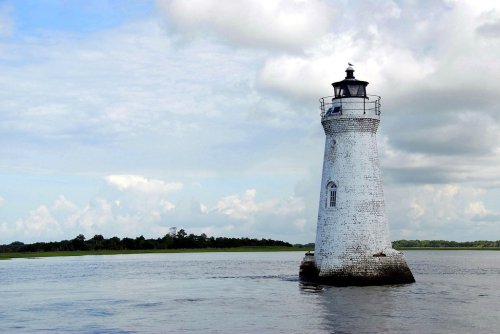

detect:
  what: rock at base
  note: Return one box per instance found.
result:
[299,252,415,286]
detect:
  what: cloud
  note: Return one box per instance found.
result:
[465,201,500,222]
[476,10,500,38]
[216,189,259,221]
[249,0,500,195]
[385,165,462,185]
[157,0,334,51]
[0,17,287,179]
[184,188,314,242]
[465,201,488,217]
[14,205,64,241]
[379,131,500,187]
[160,199,176,212]
[387,184,500,240]
[256,34,435,101]
[0,184,313,243]
[2,1,500,245]
[387,112,500,156]
[105,175,183,194]
[52,195,78,212]
[215,188,305,221]
[0,174,184,243]
[1,192,180,243]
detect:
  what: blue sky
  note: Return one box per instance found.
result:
[1,0,500,244]
[9,0,153,34]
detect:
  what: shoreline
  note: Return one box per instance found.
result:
[396,247,500,251]
[0,246,313,260]
[2,246,500,260]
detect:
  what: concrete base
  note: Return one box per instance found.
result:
[299,252,415,286]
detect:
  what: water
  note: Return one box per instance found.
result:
[1,251,499,333]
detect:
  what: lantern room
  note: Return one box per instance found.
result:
[331,65,368,99]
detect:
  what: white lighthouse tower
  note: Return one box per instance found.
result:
[300,65,414,285]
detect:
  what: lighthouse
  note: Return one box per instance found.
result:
[300,65,415,285]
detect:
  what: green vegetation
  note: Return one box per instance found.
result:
[394,247,500,251]
[0,246,311,260]
[3,234,499,260]
[294,242,315,249]
[0,229,313,260]
[392,239,500,249]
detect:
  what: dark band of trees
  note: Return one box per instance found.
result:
[3,235,499,254]
[0,229,293,253]
[392,240,500,248]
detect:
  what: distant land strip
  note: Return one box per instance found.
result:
[392,239,500,249]
[0,247,311,260]
[1,232,499,260]
[0,229,312,260]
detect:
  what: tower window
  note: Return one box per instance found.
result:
[329,190,336,207]
[327,182,337,208]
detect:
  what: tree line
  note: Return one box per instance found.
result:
[3,235,499,253]
[0,229,293,253]
[392,240,500,248]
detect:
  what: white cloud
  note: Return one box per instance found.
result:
[409,201,425,219]
[76,198,114,234]
[0,184,183,242]
[387,184,500,240]
[0,185,312,243]
[1,1,500,245]
[14,205,64,240]
[215,188,304,221]
[465,201,488,217]
[52,195,78,213]
[199,203,209,214]
[216,189,259,220]
[160,200,176,212]
[105,175,183,194]
[465,200,500,222]
[157,0,334,51]
[256,33,436,101]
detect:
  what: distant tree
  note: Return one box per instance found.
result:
[161,233,174,249]
[1,229,295,253]
[88,234,105,250]
[198,233,208,248]
[104,237,121,250]
[176,229,187,239]
[71,234,87,250]
[121,237,136,250]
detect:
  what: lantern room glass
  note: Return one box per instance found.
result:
[334,85,366,98]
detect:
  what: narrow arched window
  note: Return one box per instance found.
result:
[327,182,337,208]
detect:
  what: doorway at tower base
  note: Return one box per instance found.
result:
[299,251,415,286]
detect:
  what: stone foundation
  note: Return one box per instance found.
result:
[300,251,415,286]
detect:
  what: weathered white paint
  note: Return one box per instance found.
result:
[314,95,413,281]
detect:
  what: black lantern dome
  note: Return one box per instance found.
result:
[331,65,368,99]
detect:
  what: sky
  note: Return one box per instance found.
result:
[0,0,499,244]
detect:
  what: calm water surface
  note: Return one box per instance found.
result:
[1,251,499,333]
